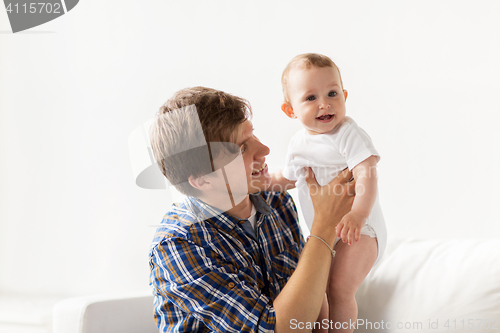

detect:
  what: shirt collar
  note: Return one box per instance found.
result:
[185,193,272,231]
[249,193,273,216]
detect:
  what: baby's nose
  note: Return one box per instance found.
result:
[319,99,331,108]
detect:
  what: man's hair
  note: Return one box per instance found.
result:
[281,53,344,103]
[149,86,252,197]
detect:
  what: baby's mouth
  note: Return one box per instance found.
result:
[316,114,334,122]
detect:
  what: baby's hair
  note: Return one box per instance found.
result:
[281,53,344,103]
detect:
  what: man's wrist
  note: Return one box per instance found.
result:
[309,222,337,246]
[307,235,336,258]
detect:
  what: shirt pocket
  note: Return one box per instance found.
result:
[271,241,300,291]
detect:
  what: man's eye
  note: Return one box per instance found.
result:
[328,91,337,97]
[306,95,316,101]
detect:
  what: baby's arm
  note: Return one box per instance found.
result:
[336,155,379,245]
[267,169,296,192]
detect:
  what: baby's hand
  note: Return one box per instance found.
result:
[335,211,367,245]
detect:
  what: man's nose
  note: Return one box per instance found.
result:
[256,140,270,158]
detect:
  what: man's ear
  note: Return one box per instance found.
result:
[343,90,348,101]
[188,175,212,191]
[281,102,296,119]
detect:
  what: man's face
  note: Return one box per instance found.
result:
[192,120,271,211]
[233,120,271,194]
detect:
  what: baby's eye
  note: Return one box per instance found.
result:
[328,91,337,97]
[306,95,316,101]
[240,144,247,154]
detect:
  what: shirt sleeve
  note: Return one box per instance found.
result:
[150,236,276,333]
[337,121,380,170]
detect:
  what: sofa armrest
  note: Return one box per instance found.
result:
[53,292,157,333]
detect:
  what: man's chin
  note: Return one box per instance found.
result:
[249,176,272,193]
[248,184,271,194]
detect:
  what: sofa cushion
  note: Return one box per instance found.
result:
[356,238,500,333]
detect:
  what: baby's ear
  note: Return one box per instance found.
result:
[281,102,296,119]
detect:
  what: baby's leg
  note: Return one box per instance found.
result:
[327,235,377,333]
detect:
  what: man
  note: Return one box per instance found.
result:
[149,86,355,332]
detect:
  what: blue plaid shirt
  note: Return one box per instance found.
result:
[149,191,305,332]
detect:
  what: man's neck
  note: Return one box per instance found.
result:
[226,195,253,220]
[197,192,254,220]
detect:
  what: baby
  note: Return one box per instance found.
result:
[270,53,387,332]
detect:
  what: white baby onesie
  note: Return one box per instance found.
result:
[282,117,387,263]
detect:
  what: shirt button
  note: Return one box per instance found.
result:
[228,282,235,289]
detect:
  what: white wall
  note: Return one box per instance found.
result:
[1,0,499,297]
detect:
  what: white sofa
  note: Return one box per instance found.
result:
[52,293,157,333]
[53,238,500,332]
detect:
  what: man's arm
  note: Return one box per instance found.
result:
[273,167,355,333]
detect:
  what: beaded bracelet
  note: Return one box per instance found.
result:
[307,235,336,258]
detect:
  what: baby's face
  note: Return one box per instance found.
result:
[286,66,347,135]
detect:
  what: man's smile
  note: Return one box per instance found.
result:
[252,163,268,176]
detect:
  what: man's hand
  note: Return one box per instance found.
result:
[336,211,367,245]
[305,167,356,240]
